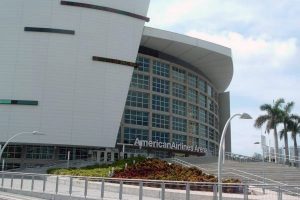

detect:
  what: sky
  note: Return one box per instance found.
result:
[146,0,300,156]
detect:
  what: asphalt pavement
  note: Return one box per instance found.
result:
[0,191,45,200]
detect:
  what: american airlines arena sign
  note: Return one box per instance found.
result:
[134,138,207,153]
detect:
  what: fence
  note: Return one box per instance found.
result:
[0,171,299,200]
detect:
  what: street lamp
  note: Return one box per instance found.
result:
[218,113,252,200]
[0,131,44,165]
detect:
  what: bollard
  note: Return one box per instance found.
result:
[213,184,217,200]
[55,176,59,194]
[1,173,3,187]
[186,183,190,200]
[20,175,23,190]
[139,181,143,200]
[101,179,105,199]
[69,177,73,196]
[10,174,13,189]
[244,185,248,200]
[277,186,282,200]
[119,181,123,200]
[84,177,88,198]
[31,176,34,191]
[161,182,165,200]
[43,175,46,192]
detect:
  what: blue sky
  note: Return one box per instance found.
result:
[146,0,300,156]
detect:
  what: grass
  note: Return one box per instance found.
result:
[47,156,146,177]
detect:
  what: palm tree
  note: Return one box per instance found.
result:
[254,98,284,163]
[279,101,295,165]
[286,115,300,167]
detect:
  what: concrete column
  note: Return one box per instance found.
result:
[218,92,231,153]
[104,151,108,163]
[111,149,115,162]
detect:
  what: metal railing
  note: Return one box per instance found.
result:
[225,152,300,166]
[171,157,300,197]
[0,171,300,200]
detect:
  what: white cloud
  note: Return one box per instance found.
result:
[148,0,300,156]
[186,31,300,155]
[186,30,298,69]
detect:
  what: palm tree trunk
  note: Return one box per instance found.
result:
[294,135,299,167]
[284,131,290,165]
[283,123,290,165]
[274,126,279,163]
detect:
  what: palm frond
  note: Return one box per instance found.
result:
[254,115,269,128]
[284,101,294,114]
[274,98,285,108]
[279,129,285,140]
[260,104,272,112]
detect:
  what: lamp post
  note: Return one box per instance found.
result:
[0,131,44,168]
[218,113,252,200]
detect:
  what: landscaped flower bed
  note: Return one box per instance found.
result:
[113,158,242,193]
[48,157,242,193]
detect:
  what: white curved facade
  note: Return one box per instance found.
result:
[0,0,233,167]
[0,0,150,147]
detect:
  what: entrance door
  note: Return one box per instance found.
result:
[100,151,105,162]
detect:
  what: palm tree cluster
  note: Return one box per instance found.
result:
[254,98,300,166]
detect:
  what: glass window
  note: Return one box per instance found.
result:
[172,99,186,116]
[199,94,207,108]
[199,79,206,93]
[208,99,214,112]
[209,128,215,140]
[188,73,197,88]
[188,121,199,135]
[172,117,187,132]
[188,88,197,104]
[172,133,187,145]
[209,142,216,155]
[188,104,198,120]
[214,103,218,115]
[136,56,150,72]
[153,60,170,77]
[172,66,186,83]
[152,94,169,112]
[199,108,207,123]
[191,137,199,146]
[26,146,54,159]
[152,131,170,143]
[75,148,88,160]
[172,82,186,99]
[152,113,170,129]
[200,124,208,138]
[208,113,214,127]
[126,91,149,108]
[58,147,73,160]
[124,109,149,126]
[215,117,219,129]
[130,73,149,90]
[2,145,22,159]
[124,127,148,144]
[152,77,169,94]
[200,139,208,148]
[207,85,213,97]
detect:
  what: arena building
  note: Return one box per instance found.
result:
[0,0,233,169]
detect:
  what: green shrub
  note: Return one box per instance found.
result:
[47,156,146,177]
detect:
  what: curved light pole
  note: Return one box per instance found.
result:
[218,113,252,200]
[0,131,44,162]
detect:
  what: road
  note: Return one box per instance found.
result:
[0,191,45,200]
